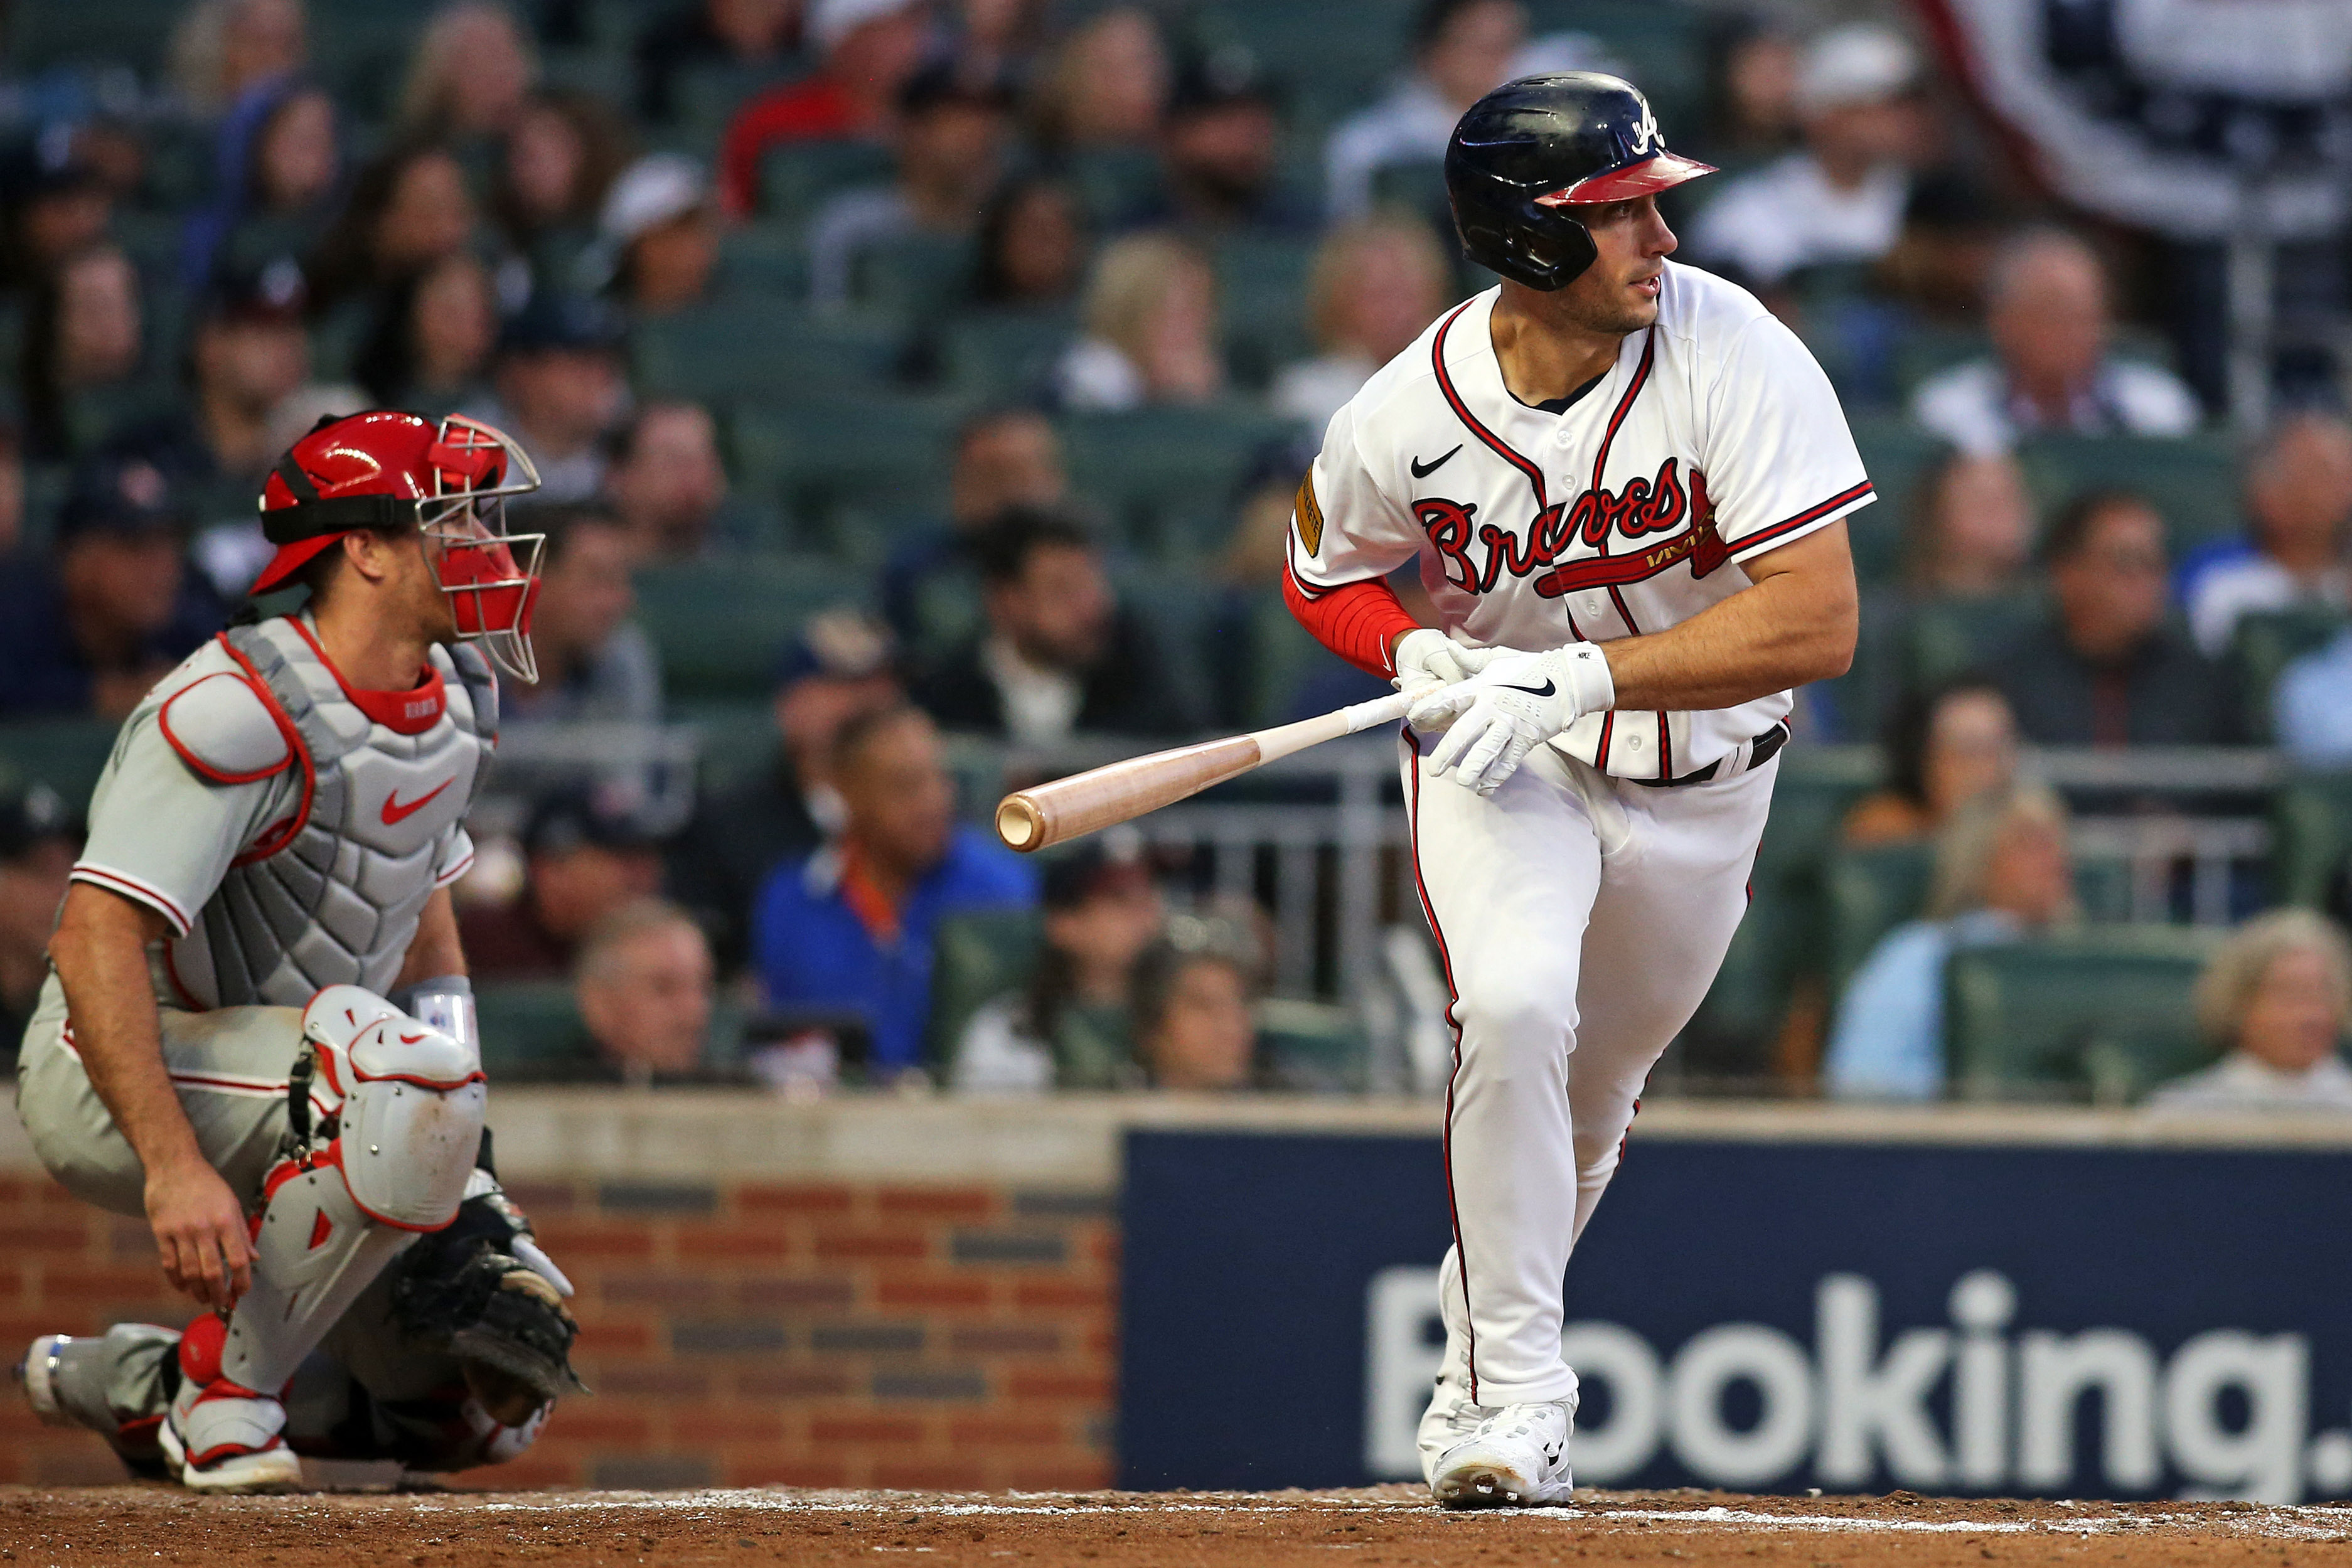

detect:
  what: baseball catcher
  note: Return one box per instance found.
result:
[12,411,584,1491]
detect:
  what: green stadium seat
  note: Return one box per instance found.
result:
[852,237,976,318]
[729,397,960,562]
[714,222,811,300]
[1059,405,1302,558]
[1522,0,1707,131]
[940,309,1074,399]
[2227,606,2348,744]
[0,719,119,809]
[671,58,804,138]
[634,307,905,404]
[1942,927,2219,1103]
[1244,586,1343,728]
[1258,997,1371,1092]
[8,0,186,74]
[1064,146,1164,227]
[476,982,592,1077]
[2016,433,2242,557]
[1900,590,2047,691]
[1825,841,1935,996]
[633,557,864,702]
[2272,772,2352,909]
[1891,326,1989,400]
[1213,233,1318,390]
[926,909,1044,1071]
[757,141,897,227]
[1845,416,1943,585]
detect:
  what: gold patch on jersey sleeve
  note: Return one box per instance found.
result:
[1294,467,1323,556]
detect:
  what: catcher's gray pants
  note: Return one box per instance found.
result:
[14,974,474,1464]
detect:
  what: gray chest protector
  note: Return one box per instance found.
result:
[166,619,498,1010]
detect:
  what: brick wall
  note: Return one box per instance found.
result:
[0,1173,1118,1491]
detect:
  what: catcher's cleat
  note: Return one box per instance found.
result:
[161,1315,302,1495]
[1430,1400,1576,1508]
[16,1333,71,1426]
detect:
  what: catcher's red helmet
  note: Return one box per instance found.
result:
[254,410,546,682]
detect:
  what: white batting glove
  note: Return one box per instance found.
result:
[1406,643,1616,796]
[1391,629,1477,707]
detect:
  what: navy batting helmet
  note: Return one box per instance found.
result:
[1444,73,1716,291]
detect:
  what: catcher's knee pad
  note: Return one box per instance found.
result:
[301,984,487,1230]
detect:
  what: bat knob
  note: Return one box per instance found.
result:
[995,795,1045,852]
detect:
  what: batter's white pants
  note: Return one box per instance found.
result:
[1403,728,1776,1407]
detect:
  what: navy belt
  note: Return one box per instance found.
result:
[1630,723,1788,788]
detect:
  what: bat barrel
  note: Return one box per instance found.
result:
[993,735,1263,853]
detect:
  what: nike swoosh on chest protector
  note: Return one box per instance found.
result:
[380,778,455,825]
[1411,444,1463,479]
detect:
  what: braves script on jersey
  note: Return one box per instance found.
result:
[1288,259,1873,779]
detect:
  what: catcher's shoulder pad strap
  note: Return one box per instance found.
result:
[158,669,294,785]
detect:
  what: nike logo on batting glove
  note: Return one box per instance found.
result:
[1408,644,1615,796]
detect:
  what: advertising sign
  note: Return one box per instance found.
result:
[1118,1130,2352,1502]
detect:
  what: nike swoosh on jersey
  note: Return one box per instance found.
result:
[1497,679,1556,697]
[1410,444,1463,479]
[380,778,455,825]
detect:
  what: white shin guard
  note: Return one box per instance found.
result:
[221,986,486,1396]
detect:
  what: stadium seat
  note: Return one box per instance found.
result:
[1522,0,1707,132]
[714,222,811,300]
[633,557,867,702]
[2226,605,2348,743]
[634,308,906,404]
[475,982,592,1077]
[1825,841,1935,995]
[729,397,959,560]
[757,141,897,228]
[1900,590,2047,691]
[1942,927,2219,1102]
[1064,146,1165,227]
[939,309,1075,400]
[1059,405,1303,558]
[1213,233,1318,391]
[852,236,976,318]
[2271,772,2352,910]
[1258,997,1371,1091]
[2016,432,2242,557]
[671,58,805,139]
[8,0,188,75]
[926,909,1044,1070]
[0,718,119,808]
[1844,416,1944,585]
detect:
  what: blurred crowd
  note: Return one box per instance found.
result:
[0,0,2348,1098]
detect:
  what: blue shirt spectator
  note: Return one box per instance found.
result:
[1823,786,2076,1099]
[749,707,1037,1072]
[2274,629,2352,767]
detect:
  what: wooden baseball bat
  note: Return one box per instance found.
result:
[994,691,1412,853]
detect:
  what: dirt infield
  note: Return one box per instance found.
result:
[14,1485,2352,1567]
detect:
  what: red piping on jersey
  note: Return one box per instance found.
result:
[158,674,292,785]
[212,633,316,867]
[1431,301,1548,511]
[1404,728,1479,1404]
[1587,330,1655,493]
[1596,710,1616,772]
[1731,479,1876,559]
[68,864,193,936]
[287,617,447,736]
[1655,713,1672,782]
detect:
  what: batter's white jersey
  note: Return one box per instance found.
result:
[1289,260,1873,781]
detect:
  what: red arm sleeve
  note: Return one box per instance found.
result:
[1283,558,1421,680]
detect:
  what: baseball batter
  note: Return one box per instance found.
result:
[1284,75,1870,1505]
[11,412,583,1491]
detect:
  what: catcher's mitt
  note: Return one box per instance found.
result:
[391,1192,587,1415]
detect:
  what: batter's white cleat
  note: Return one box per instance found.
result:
[1429,1400,1575,1508]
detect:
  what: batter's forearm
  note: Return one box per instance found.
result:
[1595,525,1858,712]
[48,886,208,1179]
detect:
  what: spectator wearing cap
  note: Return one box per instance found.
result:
[105,259,311,502]
[1910,229,2201,455]
[501,505,663,727]
[603,400,740,560]
[2180,412,2352,659]
[636,0,803,125]
[1123,48,1313,238]
[1990,491,2237,749]
[913,504,1200,744]
[21,242,147,461]
[0,142,113,295]
[668,607,904,970]
[717,0,932,218]
[807,62,1013,311]
[751,705,1037,1076]
[880,407,1070,663]
[0,782,80,1061]
[355,252,500,415]
[181,79,342,292]
[596,155,720,318]
[1271,214,1454,429]
[1323,0,1527,221]
[555,897,730,1086]
[461,787,666,979]
[0,457,223,720]
[951,838,1167,1093]
[466,293,629,504]
[1687,23,1928,291]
